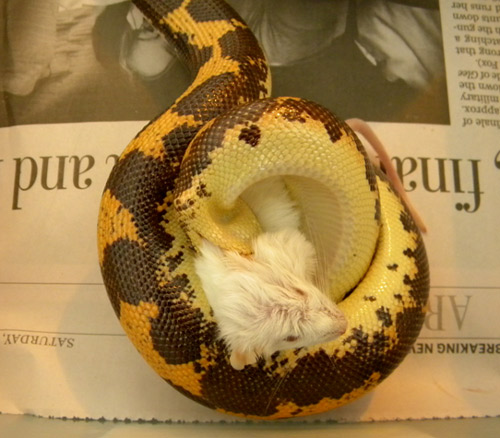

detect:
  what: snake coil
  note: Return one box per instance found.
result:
[97,0,429,419]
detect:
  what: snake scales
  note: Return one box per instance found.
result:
[97,0,429,419]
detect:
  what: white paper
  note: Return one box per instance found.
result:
[1,0,499,422]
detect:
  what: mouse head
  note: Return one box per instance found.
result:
[223,263,347,369]
[213,229,348,369]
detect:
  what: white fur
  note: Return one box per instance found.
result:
[241,177,301,232]
[195,227,347,370]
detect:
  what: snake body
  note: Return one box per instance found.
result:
[97,0,429,419]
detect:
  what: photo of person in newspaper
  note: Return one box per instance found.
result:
[0,0,448,127]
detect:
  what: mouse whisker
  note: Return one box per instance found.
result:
[265,363,290,414]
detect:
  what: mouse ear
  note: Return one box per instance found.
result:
[230,349,257,370]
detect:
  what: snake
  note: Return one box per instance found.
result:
[97,0,429,419]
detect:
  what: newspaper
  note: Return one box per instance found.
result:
[0,0,499,422]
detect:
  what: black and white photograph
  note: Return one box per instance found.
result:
[1,0,448,127]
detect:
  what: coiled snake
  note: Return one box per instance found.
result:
[97,0,429,419]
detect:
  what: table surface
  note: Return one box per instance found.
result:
[0,414,499,438]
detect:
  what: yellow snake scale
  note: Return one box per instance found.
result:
[97,0,429,419]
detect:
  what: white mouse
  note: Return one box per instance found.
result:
[194,177,347,370]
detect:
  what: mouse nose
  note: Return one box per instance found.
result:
[328,316,348,340]
[337,320,348,336]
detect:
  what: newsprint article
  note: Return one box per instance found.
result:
[0,0,499,422]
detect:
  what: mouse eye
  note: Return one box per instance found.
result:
[285,335,299,342]
[293,288,306,297]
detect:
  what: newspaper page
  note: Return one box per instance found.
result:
[0,0,499,422]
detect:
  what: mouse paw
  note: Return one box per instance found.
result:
[229,349,258,370]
